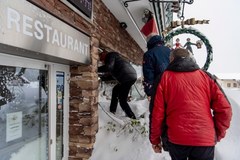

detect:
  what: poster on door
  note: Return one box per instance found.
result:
[6,111,22,142]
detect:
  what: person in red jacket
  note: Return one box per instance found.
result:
[149,48,232,160]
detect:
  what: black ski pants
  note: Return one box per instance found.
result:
[168,141,215,160]
[110,80,136,119]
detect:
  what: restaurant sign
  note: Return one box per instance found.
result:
[0,0,90,64]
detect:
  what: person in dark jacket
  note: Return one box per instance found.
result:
[142,35,171,100]
[149,48,232,160]
[98,51,137,119]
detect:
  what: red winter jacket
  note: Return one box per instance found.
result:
[149,57,232,146]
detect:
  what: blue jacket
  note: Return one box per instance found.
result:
[142,35,171,96]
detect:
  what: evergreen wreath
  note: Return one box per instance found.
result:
[164,27,213,71]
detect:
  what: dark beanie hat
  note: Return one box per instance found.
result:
[147,35,164,49]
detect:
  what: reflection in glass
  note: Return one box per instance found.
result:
[56,72,64,160]
[0,65,48,160]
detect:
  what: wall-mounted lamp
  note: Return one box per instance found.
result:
[120,22,128,29]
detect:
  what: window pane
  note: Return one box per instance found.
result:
[56,72,64,160]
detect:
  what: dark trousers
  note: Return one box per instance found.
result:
[168,142,215,160]
[110,80,136,119]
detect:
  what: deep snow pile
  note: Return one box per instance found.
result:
[90,82,171,160]
[91,99,171,160]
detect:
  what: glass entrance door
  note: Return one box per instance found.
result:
[0,53,69,160]
[0,55,49,160]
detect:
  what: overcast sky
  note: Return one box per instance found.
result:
[173,0,240,74]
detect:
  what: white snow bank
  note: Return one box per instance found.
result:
[214,89,240,160]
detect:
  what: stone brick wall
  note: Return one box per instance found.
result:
[27,0,144,159]
[68,37,99,160]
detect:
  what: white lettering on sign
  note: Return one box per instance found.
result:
[6,7,89,56]
[34,20,44,40]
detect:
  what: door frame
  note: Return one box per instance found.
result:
[49,63,70,160]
